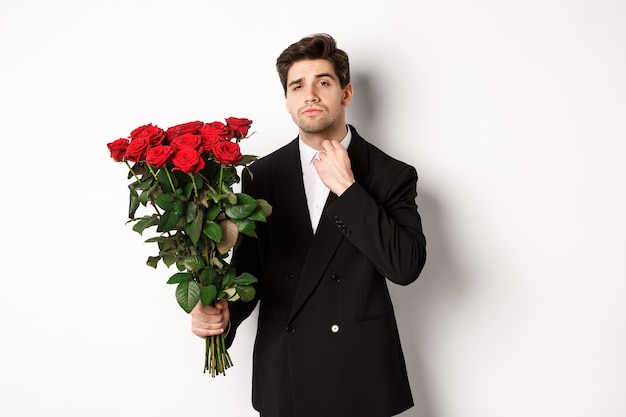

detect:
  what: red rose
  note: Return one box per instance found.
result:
[200,121,232,140]
[130,123,165,146]
[166,121,204,138]
[125,136,150,162]
[213,141,243,165]
[199,135,221,154]
[170,133,202,151]
[225,117,253,138]
[107,138,130,162]
[146,145,174,169]
[172,146,205,173]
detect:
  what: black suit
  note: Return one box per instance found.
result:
[227,125,426,417]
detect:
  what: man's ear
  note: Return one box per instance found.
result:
[342,83,354,106]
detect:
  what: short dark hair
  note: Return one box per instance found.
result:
[276,33,351,94]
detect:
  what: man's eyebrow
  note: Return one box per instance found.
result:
[287,77,303,88]
[315,72,333,79]
[287,73,335,88]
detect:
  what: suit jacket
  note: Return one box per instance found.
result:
[227,125,426,417]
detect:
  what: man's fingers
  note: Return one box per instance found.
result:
[190,299,230,338]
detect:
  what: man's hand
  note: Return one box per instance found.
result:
[312,140,355,196]
[191,299,230,338]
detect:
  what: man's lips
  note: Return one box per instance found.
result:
[301,107,323,115]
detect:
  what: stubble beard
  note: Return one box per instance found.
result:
[294,109,340,135]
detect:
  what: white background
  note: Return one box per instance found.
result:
[1,1,625,416]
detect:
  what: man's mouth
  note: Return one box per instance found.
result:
[301,107,323,115]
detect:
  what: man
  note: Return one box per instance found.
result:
[191,33,427,417]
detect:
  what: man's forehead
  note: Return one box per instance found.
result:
[287,59,337,81]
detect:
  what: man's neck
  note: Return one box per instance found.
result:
[299,124,349,151]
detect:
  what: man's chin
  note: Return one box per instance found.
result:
[297,119,332,134]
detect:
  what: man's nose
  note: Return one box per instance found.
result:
[304,86,319,102]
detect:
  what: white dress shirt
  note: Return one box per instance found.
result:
[298,128,352,233]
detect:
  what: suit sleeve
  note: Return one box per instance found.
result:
[224,169,262,347]
[324,164,426,285]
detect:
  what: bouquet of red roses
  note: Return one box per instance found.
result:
[107,118,271,377]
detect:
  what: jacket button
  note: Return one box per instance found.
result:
[286,326,295,334]
[331,274,341,283]
[331,324,340,333]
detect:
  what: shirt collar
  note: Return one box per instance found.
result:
[299,126,352,168]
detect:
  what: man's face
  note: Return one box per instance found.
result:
[285,59,352,135]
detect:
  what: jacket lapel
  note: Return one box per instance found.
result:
[272,139,314,271]
[287,127,371,323]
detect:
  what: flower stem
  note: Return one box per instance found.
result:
[203,333,231,377]
[163,168,176,193]
[218,165,224,192]
[124,161,140,182]
[204,337,209,373]
[190,173,198,197]
[146,163,159,180]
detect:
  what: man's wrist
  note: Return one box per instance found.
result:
[336,180,356,197]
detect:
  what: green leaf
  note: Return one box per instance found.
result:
[235,272,258,286]
[238,154,257,166]
[162,254,177,268]
[147,256,160,268]
[137,177,154,191]
[225,193,258,220]
[157,200,184,232]
[205,204,221,221]
[156,237,177,254]
[222,269,235,288]
[203,221,222,242]
[167,272,193,284]
[157,209,179,232]
[176,281,200,313]
[131,215,159,235]
[233,218,255,233]
[180,255,205,272]
[199,266,217,286]
[236,286,256,302]
[247,205,267,222]
[226,267,237,279]
[173,199,185,215]
[205,187,221,203]
[145,236,167,243]
[242,229,258,238]
[199,284,217,306]
[185,207,203,245]
[227,192,237,205]
[194,175,204,190]
[184,181,195,200]
[128,186,140,218]
[185,201,198,223]
[138,180,159,205]
[155,194,175,211]
[258,199,273,217]
[221,287,237,299]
